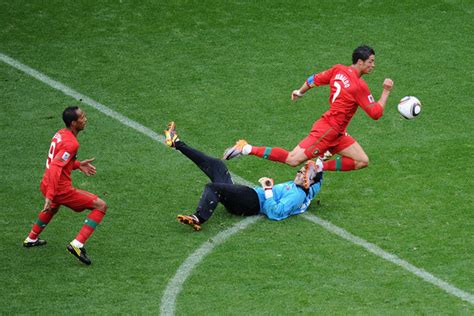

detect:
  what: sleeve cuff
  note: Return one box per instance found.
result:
[264,189,273,199]
[73,160,81,170]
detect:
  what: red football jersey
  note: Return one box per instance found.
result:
[307,64,383,134]
[40,128,80,199]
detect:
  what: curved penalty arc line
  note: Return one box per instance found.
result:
[160,215,262,316]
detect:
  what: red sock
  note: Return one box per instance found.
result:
[75,209,105,244]
[28,211,55,239]
[323,156,356,171]
[250,146,289,163]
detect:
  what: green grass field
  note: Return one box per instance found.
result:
[1,0,473,314]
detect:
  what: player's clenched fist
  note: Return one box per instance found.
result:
[291,90,304,101]
[383,78,394,91]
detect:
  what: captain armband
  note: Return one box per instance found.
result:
[306,74,317,88]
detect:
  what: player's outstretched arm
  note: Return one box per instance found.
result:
[78,158,97,176]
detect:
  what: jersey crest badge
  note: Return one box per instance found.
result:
[61,152,71,161]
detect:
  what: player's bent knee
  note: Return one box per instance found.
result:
[204,183,217,192]
[285,149,308,167]
[94,198,107,213]
[49,207,60,215]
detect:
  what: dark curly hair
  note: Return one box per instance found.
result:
[352,45,375,64]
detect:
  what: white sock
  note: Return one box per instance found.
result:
[242,144,252,155]
[71,239,84,248]
[25,237,37,242]
[315,158,324,172]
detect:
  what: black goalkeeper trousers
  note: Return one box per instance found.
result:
[175,141,260,223]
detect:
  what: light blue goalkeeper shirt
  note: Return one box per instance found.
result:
[253,178,322,221]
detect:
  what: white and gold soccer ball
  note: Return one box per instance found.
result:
[397,96,422,119]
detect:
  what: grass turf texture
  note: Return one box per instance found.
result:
[1,0,473,314]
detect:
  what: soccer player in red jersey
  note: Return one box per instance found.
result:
[223,45,394,172]
[23,106,107,265]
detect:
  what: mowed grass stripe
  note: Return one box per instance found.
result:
[1,52,472,310]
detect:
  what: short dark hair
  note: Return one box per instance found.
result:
[62,106,80,127]
[352,45,375,64]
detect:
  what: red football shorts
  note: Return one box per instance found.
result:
[41,185,98,212]
[298,119,355,159]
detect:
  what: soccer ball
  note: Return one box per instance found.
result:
[397,96,422,119]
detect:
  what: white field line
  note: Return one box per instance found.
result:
[0,53,162,143]
[160,216,261,315]
[303,214,474,305]
[1,52,473,314]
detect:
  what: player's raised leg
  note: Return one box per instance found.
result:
[223,140,294,165]
[165,122,233,184]
[223,120,334,167]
